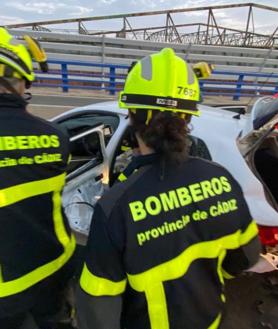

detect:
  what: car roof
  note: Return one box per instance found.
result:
[52,100,241,122]
[86,101,239,118]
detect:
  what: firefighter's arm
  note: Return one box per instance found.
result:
[76,203,126,329]
[221,173,262,279]
[222,234,262,279]
[76,286,122,329]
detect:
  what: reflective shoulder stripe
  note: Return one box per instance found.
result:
[0,173,66,207]
[0,234,75,297]
[118,172,127,182]
[80,263,127,296]
[128,221,257,290]
[127,221,258,329]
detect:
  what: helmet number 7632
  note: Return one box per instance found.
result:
[177,86,197,97]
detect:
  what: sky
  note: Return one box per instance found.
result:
[1,0,277,35]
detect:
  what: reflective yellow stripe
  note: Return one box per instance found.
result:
[121,145,131,152]
[0,234,75,297]
[80,263,127,296]
[128,221,258,329]
[0,64,5,76]
[208,314,222,329]
[0,172,76,297]
[145,282,169,329]
[221,221,258,280]
[0,173,66,207]
[240,221,258,245]
[217,251,227,301]
[222,269,235,280]
[52,190,70,247]
[0,265,3,282]
[217,250,226,285]
[118,173,127,182]
[146,110,153,125]
[128,221,257,288]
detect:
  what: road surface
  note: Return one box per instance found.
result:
[28,93,112,119]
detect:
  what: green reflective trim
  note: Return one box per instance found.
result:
[239,221,258,245]
[0,172,76,297]
[127,221,258,329]
[80,263,127,296]
[0,173,66,207]
[222,269,235,280]
[217,250,226,285]
[52,190,70,248]
[121,145,131,152]
[0,265,3,283]
[145,282,169,329]
[129,221,258,288]
[118,172,127,182]
[0,234,75,297]
[208,314,222,329]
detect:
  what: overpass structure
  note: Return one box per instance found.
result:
[4,3,278,99]
[7,28,278,75]
[5,3,278,48]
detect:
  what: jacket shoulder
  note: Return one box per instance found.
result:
[98,166,150,218]
[28,114,69,139]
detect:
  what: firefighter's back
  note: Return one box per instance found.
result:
[98,156,256,328]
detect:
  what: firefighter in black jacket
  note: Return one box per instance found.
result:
[0,28,76,328]
[76,48,261,329]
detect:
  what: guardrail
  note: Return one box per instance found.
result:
[34,59,278,100]
[34,59,128,94]
[200,71,278,100]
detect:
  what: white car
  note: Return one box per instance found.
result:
[51,96,278,259]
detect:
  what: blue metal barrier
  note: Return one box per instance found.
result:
[203,70,278,100]
[33,59,278,100]
[34,59,129,95]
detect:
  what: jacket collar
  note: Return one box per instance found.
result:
[117,153,159,182]
[0,93,27,111]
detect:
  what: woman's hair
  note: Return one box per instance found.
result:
[130,110,191,164]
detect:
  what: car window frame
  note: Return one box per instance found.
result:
[66,124,107,182]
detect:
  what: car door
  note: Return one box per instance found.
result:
[238,96,278,213]
[63,125,109,242]
[51,109,122,238]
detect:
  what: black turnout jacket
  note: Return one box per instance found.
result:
[0,94,75,316]
[78,154,260,329]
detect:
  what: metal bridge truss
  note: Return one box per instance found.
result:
[6,3,278,48]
